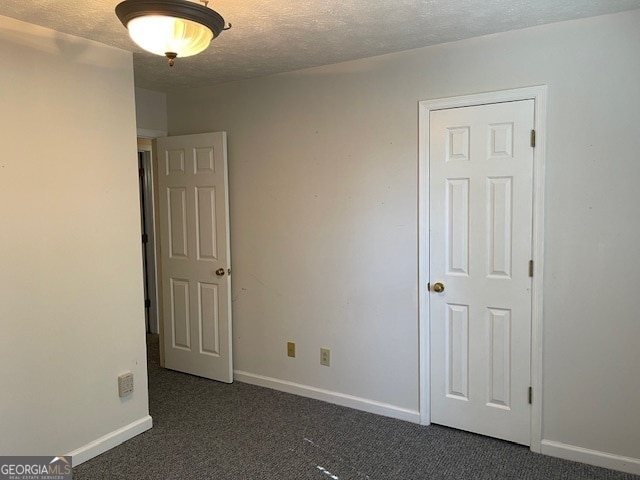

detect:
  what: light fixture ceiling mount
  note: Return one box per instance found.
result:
[115,0,229,66]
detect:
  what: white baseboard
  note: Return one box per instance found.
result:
[541,440,640,475]
[234,370,420,424]
[67,415,153,466]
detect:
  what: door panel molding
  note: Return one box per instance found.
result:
[418,86,547,452]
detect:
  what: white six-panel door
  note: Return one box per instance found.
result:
[156,132,233,383]
[429,100,534,445]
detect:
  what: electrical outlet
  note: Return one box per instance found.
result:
[320,348,330,367]
[118,372,134,397]
[287,342,296,358]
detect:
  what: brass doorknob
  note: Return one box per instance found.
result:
[215,268,225,277]
[432,282,445,293]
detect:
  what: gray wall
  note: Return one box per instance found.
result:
[0,15,150,459]
[135,87,167,135]
[167,10,640,465]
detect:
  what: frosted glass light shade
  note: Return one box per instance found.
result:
[127,16,213,57]
[115,0,226,65]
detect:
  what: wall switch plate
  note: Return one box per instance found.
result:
[320,348,330,367]
[287,342,296,358]
[118,372,134,397]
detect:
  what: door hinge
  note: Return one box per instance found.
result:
[530,130,536,148]
[528,260,534,277]
[528,386,533,404]
[142,233,149,244]
[144,299,151,309]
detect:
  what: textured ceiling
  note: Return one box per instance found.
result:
[1,0,639,92]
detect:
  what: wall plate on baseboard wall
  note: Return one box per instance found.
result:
[118,372,134,397]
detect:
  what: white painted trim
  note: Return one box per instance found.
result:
[418,86,547,452]
[234,370,420,424]
[541,440,640,476]
[138,151,160,335]
[67,415,153,466]
[417,96,431,428]
[137,128,166,139]
[529,87,547,454]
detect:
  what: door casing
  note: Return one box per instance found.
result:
[418,86,547,452]
[138,148,160,335]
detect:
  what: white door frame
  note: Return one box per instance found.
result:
[418,86,547,452]
[137,148,160,334]
[138,134,165,363]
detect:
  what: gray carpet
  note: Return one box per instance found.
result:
[73,335,638,479]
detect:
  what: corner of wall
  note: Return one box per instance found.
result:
[68,416,153,466]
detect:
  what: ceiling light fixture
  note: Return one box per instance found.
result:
[115,0,229,66]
